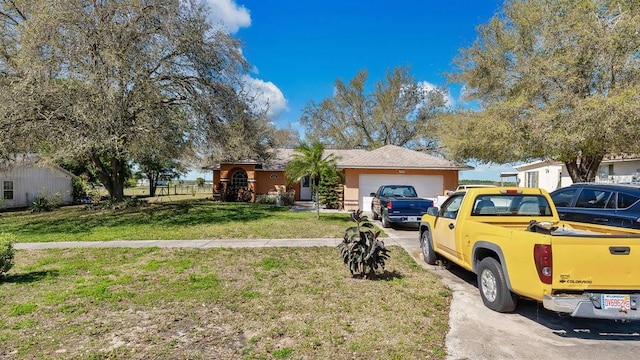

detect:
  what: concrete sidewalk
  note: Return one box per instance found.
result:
[14,234,420,252]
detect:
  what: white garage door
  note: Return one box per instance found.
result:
[359,174,443,210]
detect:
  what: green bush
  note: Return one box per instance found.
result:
[30,190,63,212]
[72,177,91,203]
[318,176,342,209]
[0,233,15,278]
[31,196,53,212]
[255,193,295,206]
[338,209,390,279]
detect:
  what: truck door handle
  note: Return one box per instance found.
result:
[448,223,455,230]
[610,247,630,255]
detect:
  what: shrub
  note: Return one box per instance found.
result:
[30,190,63,212]
[72,177,92,203]
[338,209,390,279]
[255,193,295,206]
[318,176,342,209]
[30,196,53,212]
[0,233,15,278]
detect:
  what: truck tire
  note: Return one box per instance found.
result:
[371,207,379,220]
[477,257,518,313]
[381,212,390,228]
[420,230,437,265]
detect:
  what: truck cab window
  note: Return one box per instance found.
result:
[440,195,464,219]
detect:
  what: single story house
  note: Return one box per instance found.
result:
[0,155,75,209]
[516,155,640,193]
[212,144,472,211]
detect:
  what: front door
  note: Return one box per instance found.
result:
[300,176,312,200]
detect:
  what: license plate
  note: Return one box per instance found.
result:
[601,294,631,311]
[407,216,419,222]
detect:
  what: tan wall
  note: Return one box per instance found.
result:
[213,167,301,200]
[254,171,286,194]
[342,168,459,211]
[215,164,459,206]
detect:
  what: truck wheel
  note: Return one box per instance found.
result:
[420,230,437,265]
[381,213,390,228]
[477,257,518,313]
[371,207,379,220]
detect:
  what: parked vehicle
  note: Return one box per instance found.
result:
[419,187,640,320]
[454,184,497,191]
[550,183,640,230]
[370,185,434,228]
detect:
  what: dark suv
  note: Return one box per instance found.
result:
[550,183,640,229]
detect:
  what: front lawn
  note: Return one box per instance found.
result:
[1,247,451,359]
[0,200,354,242]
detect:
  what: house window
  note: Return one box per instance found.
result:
[231,170,248,189]
[525,171,539,188]
[608,164,614,176]
[3,180,13,200]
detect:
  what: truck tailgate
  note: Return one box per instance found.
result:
[388,198,431,214]
[551,235,640,290]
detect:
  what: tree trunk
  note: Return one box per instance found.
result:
[89,153,127,201]
[313,177,320,219]
[564,153,604,183]
[148,171,159,197]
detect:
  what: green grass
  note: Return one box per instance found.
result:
[0,200,356,242]
[1,247,451,359]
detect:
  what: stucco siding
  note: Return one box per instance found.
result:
[342,168,459,211]
[254,171,288,195]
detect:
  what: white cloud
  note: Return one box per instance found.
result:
[206,0,251,33]
[242,76,289,118]
[417,81,455,108]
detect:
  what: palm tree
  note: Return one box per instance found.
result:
[285,142,340,218]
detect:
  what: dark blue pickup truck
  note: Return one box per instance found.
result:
[370,185,434,228]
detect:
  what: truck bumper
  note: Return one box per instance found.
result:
[543,293,640,320]
[387,215,422,225]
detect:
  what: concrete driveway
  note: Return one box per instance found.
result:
[378,223,640,360]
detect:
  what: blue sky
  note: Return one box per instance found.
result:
[187,0,518,181]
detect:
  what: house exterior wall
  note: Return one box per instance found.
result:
[517,159,640,193]
[253,171,297,198]
[596,159,640,183]
[213,167,301,200]
[517,163,564,192]
[342,168,459,211]
[1,165,73,209]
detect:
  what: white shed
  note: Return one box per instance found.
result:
[1,156,74,209]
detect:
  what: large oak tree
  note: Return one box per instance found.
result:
[301,66,447,151]
[0,0,272,200]
[444,0,640,182]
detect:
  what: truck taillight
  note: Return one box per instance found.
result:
[533,244,552,284]
[386,202,392,210]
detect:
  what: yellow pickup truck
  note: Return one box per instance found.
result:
[419,187,640,320]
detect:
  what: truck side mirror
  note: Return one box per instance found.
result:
[370,192,376,197]
[427,207,439,216]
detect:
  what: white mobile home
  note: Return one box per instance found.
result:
[516,155,640,193]
[1,156,74,209]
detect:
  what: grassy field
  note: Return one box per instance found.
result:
[0,199,354,242]
[1,247,451,359]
